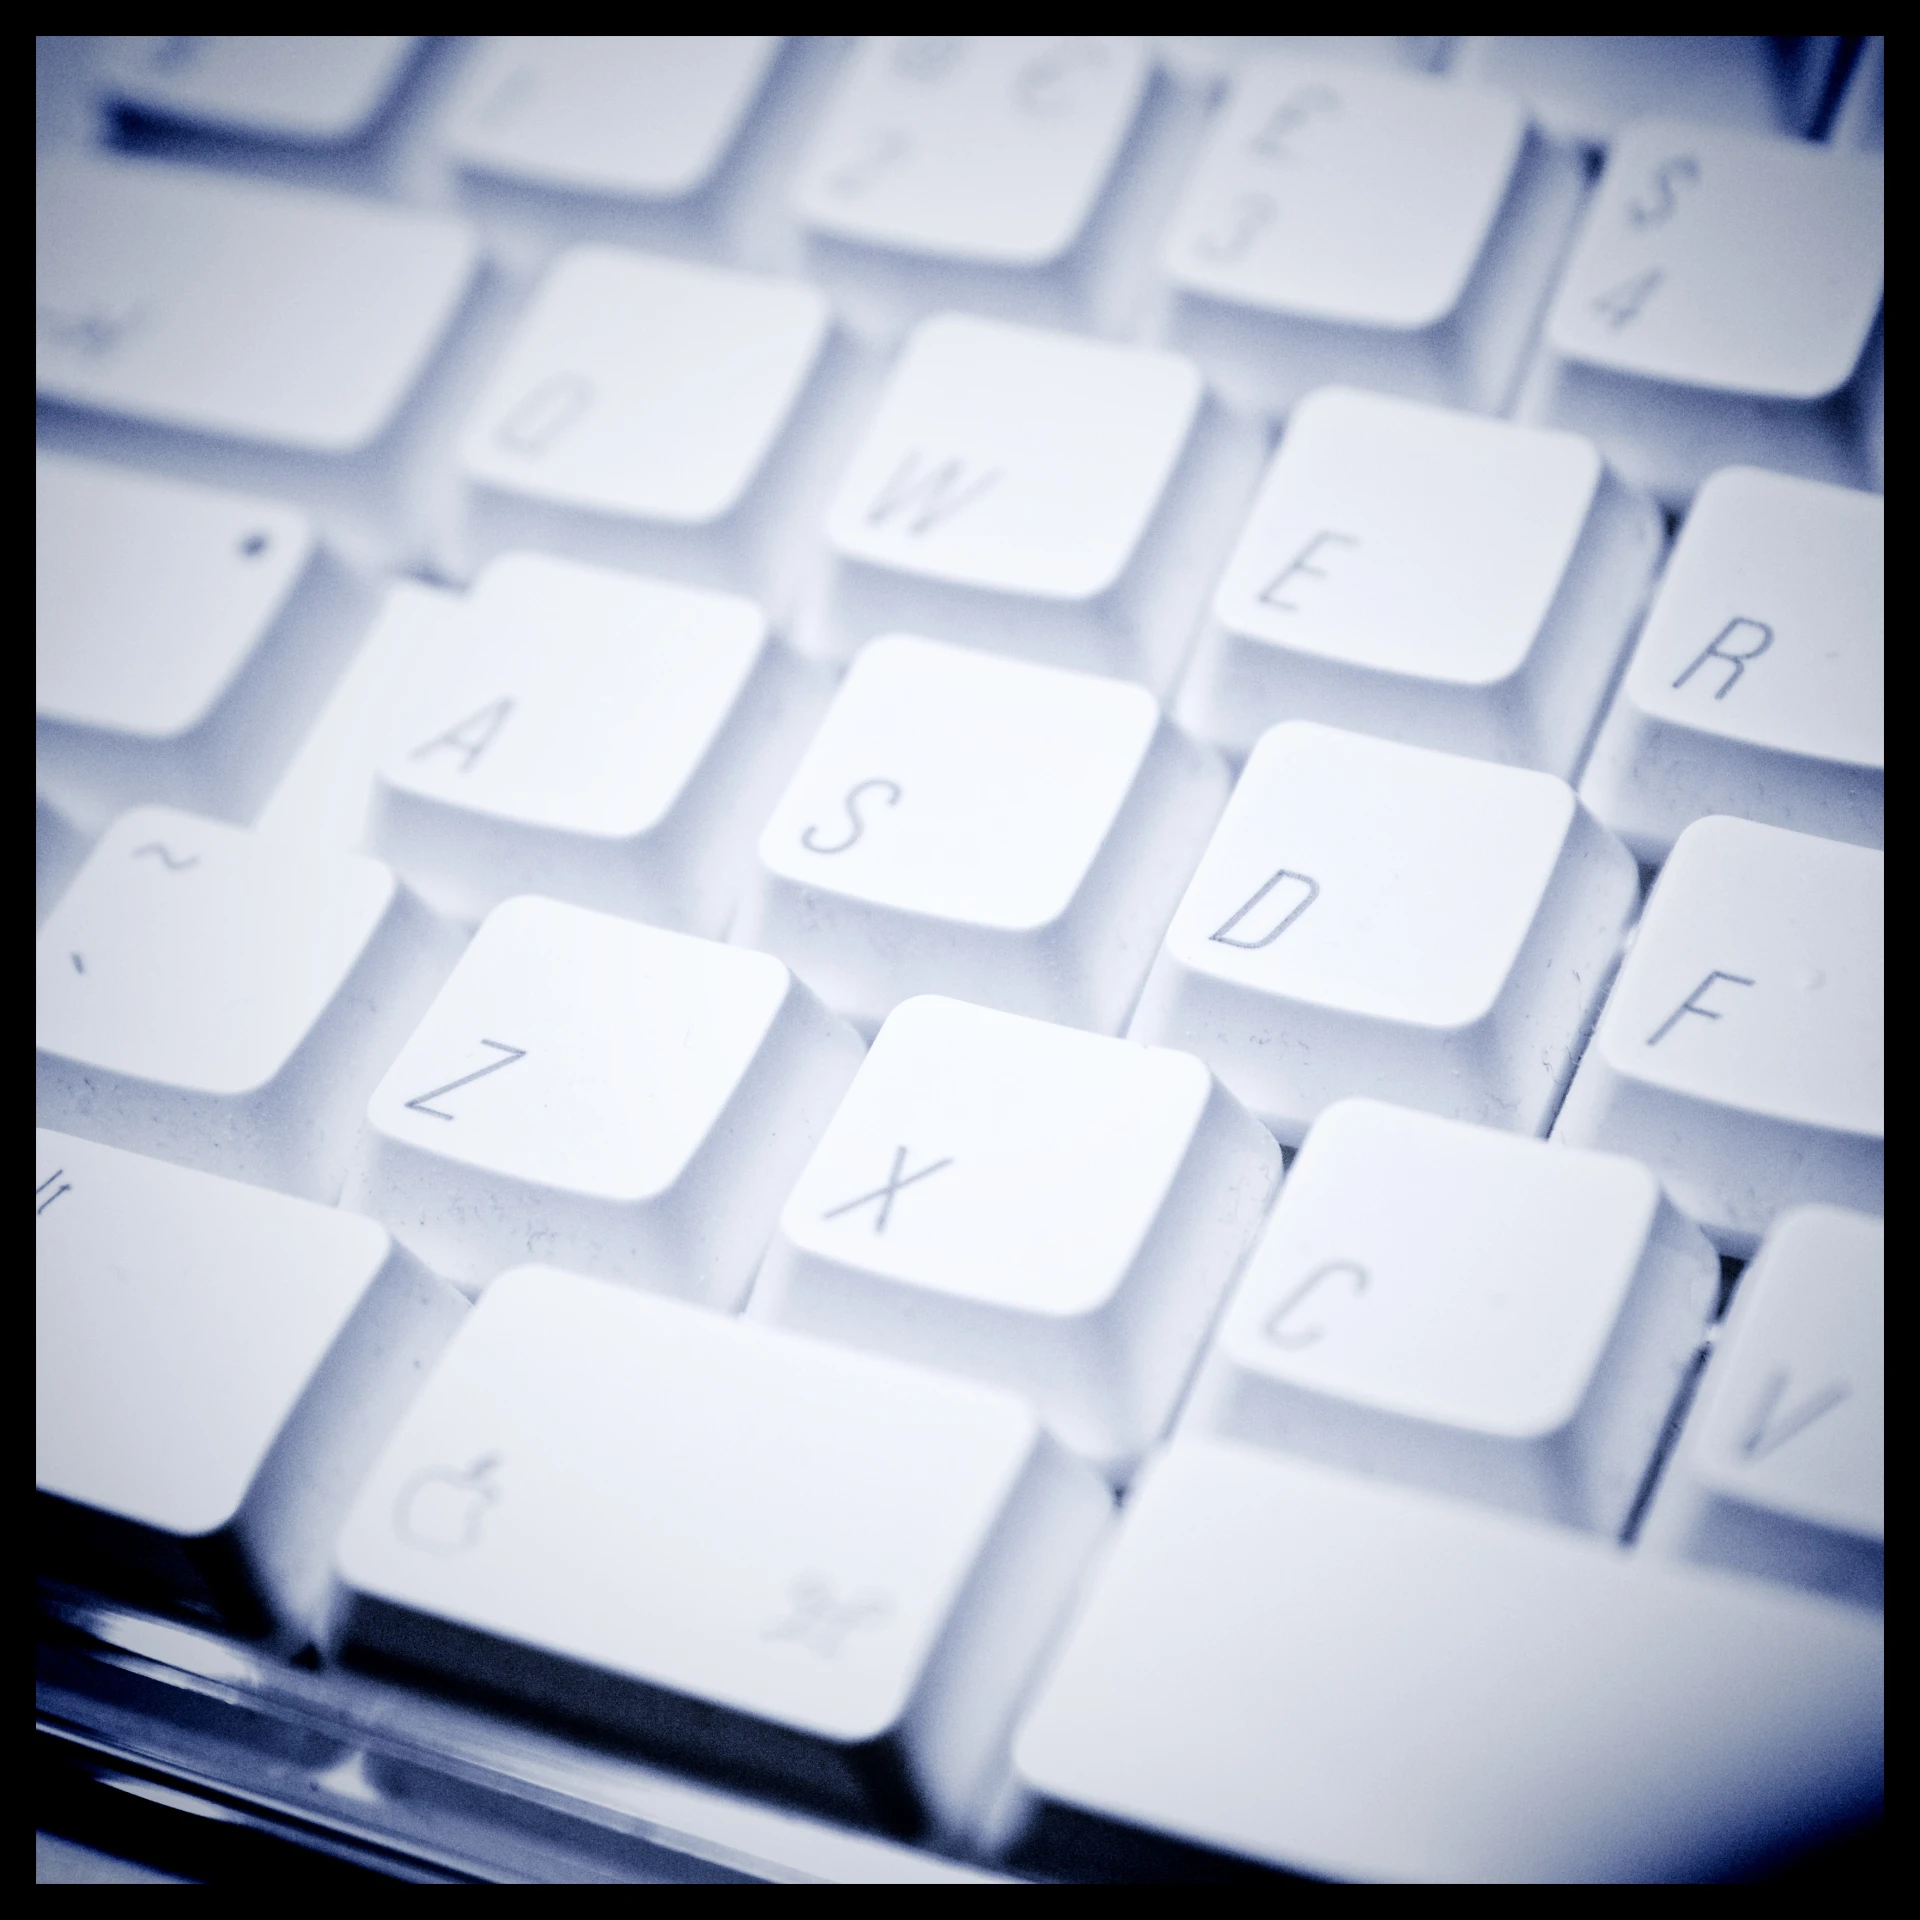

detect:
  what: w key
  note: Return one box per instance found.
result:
[810,313,1257,695]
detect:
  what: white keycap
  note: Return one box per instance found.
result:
[346,896,863,1303]
[255,580,468,854]
[1641,1205,1882,1608]
[446,37,780,200]
[1008,1438,1883,1883]
[1517,121,1883,503]
[34,452,349,835]
[1448,37,1792,148]
[456,246,831,594]
[797,38,1147,268]
[1183,1100,1715,1533]
[36,794,89,929]
[752,996,1281,1479]
[1128,722,1637,1144]
[1829,36,1883,153]
[329,1266,1111,1839]
[1175,388,1662,773]
[1155,57,1583,417]
[735,635,1228,1037]
[1554,816,1882,1255]
[36,154,479,454]
[36,807,453,1203]
[37,1128,463,1636]
[789,36,1156,344]
[368,553,828,933]
[99,36,420,143]
[808,313,1250,694]
[1579,467,1883,862]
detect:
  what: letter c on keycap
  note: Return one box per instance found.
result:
[1264,1259,1369,1350]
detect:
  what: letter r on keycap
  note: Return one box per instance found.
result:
[1672,618,1774,699]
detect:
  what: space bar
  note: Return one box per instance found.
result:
[1009,1439,1883,1884]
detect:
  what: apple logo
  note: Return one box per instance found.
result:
[395,1453,502,1555]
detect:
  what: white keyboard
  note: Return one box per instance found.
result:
[36,36,1883,1885]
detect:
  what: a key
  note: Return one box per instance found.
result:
[1516,120,1884,504]
[255,580,467,854]
[792,37,1151,339]
[735,634,1229,1037]
[1447,37,1793,149]
[368,553,828,933]
[1640,1205,1882,1608]
[455,245,832,598]
[98,36,421,144]
[1154,56,1584,418]
[1007,1437,1882,1882]
[1579,466,1883,862]
[328,1265,1111,1839]
[1182,1099,1715,1533]
[36,153,479,454]
[1127,721,1638,1144]
[445,37,780,201]
[346,895,863,1303]
[751,994,1281,1479]
[808,312,1260,693]
[1553,816,1882,1255]
[37,1128,464,1637]
[35,452,360,835]
[35,807,454,1204]
[1175,387,1662,773]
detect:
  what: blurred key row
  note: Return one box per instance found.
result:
[39,42,1883,564]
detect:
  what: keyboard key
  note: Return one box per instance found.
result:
[99,36,420,144]
[1640,1206,1882,1608]
[735,635,1229,1036]
[36,154,479,454]
[37,1128,463,1635]
[36,793,89,929]
[752,995,1281,1479]
[1448,37,1792,148]
[1155,56,1584,417]
[455,246,830,595]
[445,37,780,200]
[347,896,863,1302]
[1553,816,1882,1255]
[797,37,1146,266]
[329,1266,1111,1838]
[1183,1100,1715,1533]
[1579,467,1883,862]
[36,807,453,1203]
[808,313,1249,693]
[1128,722,1637,1144]
[368,553,828,932]
[35,452,353,835]
[1175,387,1662,772]
[1518,121,1884,503]
[1008,1438,1883,1882]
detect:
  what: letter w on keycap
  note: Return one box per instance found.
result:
[865,449,1002,535]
